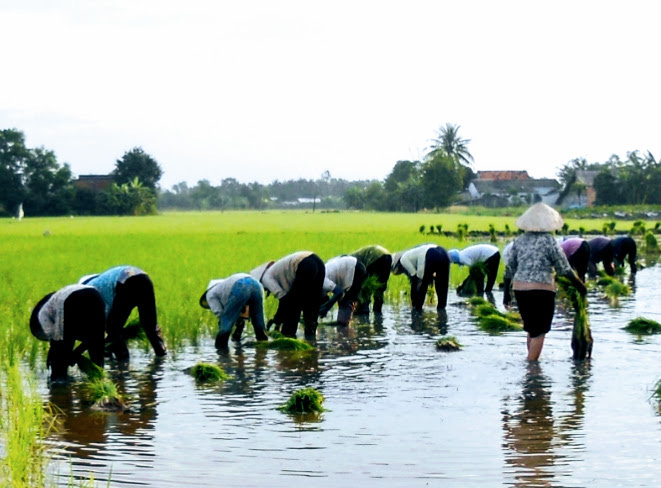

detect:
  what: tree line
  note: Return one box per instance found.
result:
[558,151,661,206]
[4,124,661,217]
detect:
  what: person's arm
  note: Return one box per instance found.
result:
[319,286,344,317]
[399,251,418,278]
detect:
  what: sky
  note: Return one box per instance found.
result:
[1,1,661,189]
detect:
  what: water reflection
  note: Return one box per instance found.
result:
[410,309,448,335]
[502,361,592,487]
[48,357,164,461]
[502,363,556,487]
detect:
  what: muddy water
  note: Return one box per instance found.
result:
[45,265,661,487]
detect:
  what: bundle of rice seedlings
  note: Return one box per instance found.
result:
[255,331,314,351]
[84,378,126,412]
[645,231,659,254]
[358,275,382,305]
[477,314,523,333]
[278,387,325,414]
[474,302,500,318]
[596,273,630,306]
[467,296,489,307]
[654,379,661,401]
[557,277,593,360]
[190,362,231,383]
[624,317,661,335]
[76,355,105,380]
[457,262,488,297]
[435,336,463,351]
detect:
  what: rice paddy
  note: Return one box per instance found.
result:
[1,210,660,486]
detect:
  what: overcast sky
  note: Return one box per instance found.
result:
[1,1,660,189]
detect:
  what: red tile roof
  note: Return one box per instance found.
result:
[476,171,530,181]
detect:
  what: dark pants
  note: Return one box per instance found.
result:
[108,274,166,359]
[49,288,106,380]
[568,240,590,282]
[410,247,450,310]
[588,243,614,278]
[336,262,367,325]
[356,254,392,314]
[277,254,326,338]
[514,290,556,338]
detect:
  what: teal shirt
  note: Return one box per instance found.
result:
[83,265,145,316]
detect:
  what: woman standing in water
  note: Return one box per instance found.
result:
[504,203,587,361]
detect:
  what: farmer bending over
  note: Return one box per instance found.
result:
[560,238,591,282]
[30,284,106,381]
[391,244,450,310]
[250,251,327,340]
[612,236,637,274]
[200,273,268,349]
[80,265,167,360]
[448,243,501,295]
[587,237,615,278]
[351,245,392,315]
[319,255,367,326]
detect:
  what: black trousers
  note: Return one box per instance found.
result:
[277,254,326,338]
[49,288,106,380]
[108,273,166,359]
[410,247,450,310]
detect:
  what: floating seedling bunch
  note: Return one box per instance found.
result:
[278,387,326,414]
[255,331,314,351]
[189,362,231,383]
[467,299,522,334]
[624,317,661,335]
[435,336,463,352]
[83,378,126,412]
[596,273,630,306]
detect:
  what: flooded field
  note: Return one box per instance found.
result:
[44,265,661,487]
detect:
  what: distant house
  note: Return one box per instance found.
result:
[75,175,114,192]
[463,170,561,207]
[557,170,599,208]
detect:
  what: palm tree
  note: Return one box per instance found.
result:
[426,123,474,167]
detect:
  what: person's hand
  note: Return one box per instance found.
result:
[577,281,588,296]
[319,303,330,318]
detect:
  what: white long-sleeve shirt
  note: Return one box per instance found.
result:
[398,244,437,279]
[455,244,499,266]
[36,284,95,341]
[323,256,357,294]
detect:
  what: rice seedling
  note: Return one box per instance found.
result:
[189,362,231,383]
[624,317,661,335]
[435,336,462,351]
[278,387,325,414]
[595,273,630,306]
[83,378,126,412]
[557,276,593,360]
[358,274,383,305]
[467,300,522,333]
[467,296,489,307]
[457,262,488,297]
[645,231,659,254]
[477,314,522,333]
[75,355,105,380]
[255,331,314,351]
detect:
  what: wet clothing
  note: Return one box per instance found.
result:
[394,244,450,310]
[451,244,501,293]
[252,252,327,338]
[561,238,590,282]
[351,245,391,314]
[82,266,166,360]
[320,256,367,325]
[612,236,637,273]
[201,273,268,348]
[588,237,615,277]
[30,286,105,380]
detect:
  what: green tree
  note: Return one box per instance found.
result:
[420,153,462,209]
[426,123,474,189]
[113,147,163,190]
[22,147,75,215]
[0,129,30,215]
[100,177,156,215]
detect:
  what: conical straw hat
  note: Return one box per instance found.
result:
[515,202,564,232]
